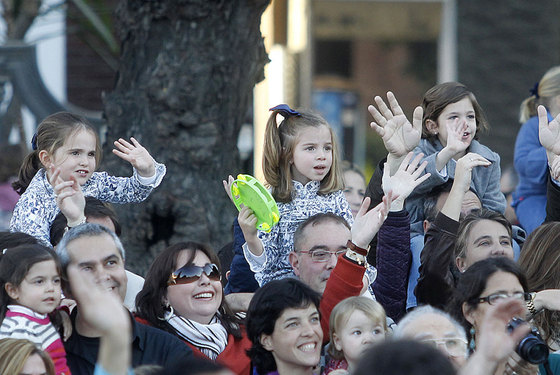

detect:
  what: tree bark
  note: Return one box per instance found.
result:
[103,0,270,273]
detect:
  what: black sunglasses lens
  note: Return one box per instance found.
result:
[173,264,220,284]
[205,264,221,281]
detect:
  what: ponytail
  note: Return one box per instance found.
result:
[520,66,560,124]
[263,110,293,202]
[12,151,41,195]
[519,95,538,124]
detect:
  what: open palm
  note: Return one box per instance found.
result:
[538,105,560,155]
[369,92,422,157]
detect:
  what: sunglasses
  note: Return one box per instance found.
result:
[168,263,221,285]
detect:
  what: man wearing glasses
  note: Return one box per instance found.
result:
[56,223,193,375]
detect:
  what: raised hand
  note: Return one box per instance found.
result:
[50,166,85,225]
[538,105,560,156]
[444,119,471,155]
[381,152,430,210]
[454,153,491,192]
[222,175,235,202]
[351,194,392,248]
[113,137,155,177]
[368,91,422,157]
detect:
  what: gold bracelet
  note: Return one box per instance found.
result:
[526,292,538,316]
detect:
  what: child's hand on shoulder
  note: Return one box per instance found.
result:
[113,137,156,177]
[59,309,73,341]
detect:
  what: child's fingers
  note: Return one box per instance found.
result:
[356,196,371,218]
[412,106,423,132]
[386,91,404,116]
[374,95,393,119]
[129,137,142,147]
[114,138,134,150]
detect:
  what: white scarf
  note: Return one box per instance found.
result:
[164,311,228,360]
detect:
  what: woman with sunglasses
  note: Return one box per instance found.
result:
[135,242,252,375]
[447,257,544,375]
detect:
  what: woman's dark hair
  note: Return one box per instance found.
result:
[0,244,61,321]
[245,278,322,375]
[135,242,242,338]
[12,112,101,194]
[354,339,456,375]
[518,222,560,344]
[447,257,528,341]
[421,82,489,142]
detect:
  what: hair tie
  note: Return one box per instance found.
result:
[31,133,38,150]
[269,104,301,119]
[529,82,540,99]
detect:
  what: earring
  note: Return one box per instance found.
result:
[158,302,175,320]
[469,327,476,351]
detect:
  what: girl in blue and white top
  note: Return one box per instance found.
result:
[10,112,166,246]
[237,104,354,286]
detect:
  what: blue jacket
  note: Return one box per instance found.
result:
[512,113,553,205]
[407,138,506,236]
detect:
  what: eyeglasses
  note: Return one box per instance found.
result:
[168,263,221,285]
[421,338,467,357]
[476,292,531,305]
[297,249,346,262]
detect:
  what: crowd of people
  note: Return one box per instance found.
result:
[0,66,560,375]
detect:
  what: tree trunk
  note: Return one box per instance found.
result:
[103,0,270,274]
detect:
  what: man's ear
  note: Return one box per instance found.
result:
[5,283,19,300]
[289,252,300,276]
[425,119,438,135]
[423,219,431,233]
[260,333,274,352]
[456,256,467,273]
[38,150,52,169]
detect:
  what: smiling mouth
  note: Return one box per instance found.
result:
[299,342,317,352]
[76,170,89,176]
[194,292,213,299]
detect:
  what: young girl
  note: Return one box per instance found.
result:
[232,104,354,286]
[392,83,506,235]
[326,296,388,375]
[0,244,70,375]
[10,112,166,246]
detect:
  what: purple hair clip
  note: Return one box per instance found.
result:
[269,104,301,119]
[530,82,540,99]
[31,133,38,150]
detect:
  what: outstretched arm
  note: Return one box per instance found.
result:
[113,137,156,177]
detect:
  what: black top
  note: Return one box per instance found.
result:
[65,308,193,375]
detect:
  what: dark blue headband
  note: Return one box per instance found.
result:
[31,133,38,150]
[269,104,301,118]
[530,82,540,99]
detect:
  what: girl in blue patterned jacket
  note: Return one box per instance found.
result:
[235,105,355,286]
[10,112,166,246]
